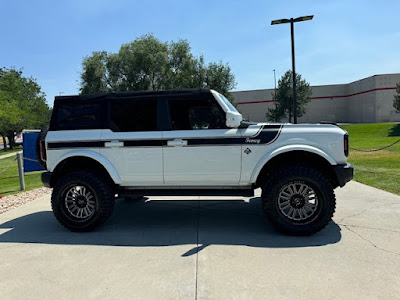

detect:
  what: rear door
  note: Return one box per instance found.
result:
[162,94,242,185]
[100,97,163,186]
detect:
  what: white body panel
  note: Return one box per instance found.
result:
[100,129,163,186]
[46,130,103,172]
[162,129,242,185]
[239,123,347,184]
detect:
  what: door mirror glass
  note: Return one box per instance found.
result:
[225,111,243,128]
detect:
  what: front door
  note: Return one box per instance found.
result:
[162,95,242,185]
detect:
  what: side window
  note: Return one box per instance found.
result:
[54,101,104,130]
[110,98,157,132]
[168,97,226,130]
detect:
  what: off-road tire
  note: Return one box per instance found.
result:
[262,166,336,235]
[51,171,114,232]
[35,127,48,169]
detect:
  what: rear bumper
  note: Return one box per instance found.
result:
[41,172,52,188]
[334,163,354,187]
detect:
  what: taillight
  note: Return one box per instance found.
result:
[344,134,349,157]
[40,140,47,161]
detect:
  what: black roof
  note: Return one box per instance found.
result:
[55,89,213,102]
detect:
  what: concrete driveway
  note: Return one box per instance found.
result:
[0,181,399,299]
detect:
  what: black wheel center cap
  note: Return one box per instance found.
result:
[290,195,305,208]
[76,196,87,208]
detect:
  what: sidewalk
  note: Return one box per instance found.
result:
[0,151,22,160]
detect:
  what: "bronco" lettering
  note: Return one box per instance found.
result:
[245,138,261,144]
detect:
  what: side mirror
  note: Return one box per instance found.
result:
[226,111,243,128]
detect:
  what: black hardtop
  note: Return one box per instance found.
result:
[54,89,213,103]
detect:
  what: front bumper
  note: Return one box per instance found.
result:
[41,172,52,188]
[334,163,354,187]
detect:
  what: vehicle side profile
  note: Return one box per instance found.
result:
[38,89,353,235]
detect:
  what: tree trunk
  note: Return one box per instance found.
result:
[7,133,15,149]
[1,135,7,151]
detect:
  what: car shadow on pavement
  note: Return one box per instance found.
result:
[0,197,341,256]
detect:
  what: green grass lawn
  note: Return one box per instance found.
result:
[0,155,44,197]
[340,123,400,195]
[0,146,23,156]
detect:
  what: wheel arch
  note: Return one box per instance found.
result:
[252,146,339,189]
[49,151,121,187]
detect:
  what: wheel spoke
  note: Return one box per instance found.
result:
[86,207,93,215]
[301,208,308,219]
[287,185,295,195]
[301,186,309,196]
[279,200,290,206]
[280,195,290,201]
[298,208,304,219]
[293,184,300,194]
[297,184,305,195]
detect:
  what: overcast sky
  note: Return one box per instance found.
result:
[1,0,399,105]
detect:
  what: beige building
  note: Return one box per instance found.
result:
[232,73,400,123]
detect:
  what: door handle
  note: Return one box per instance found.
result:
[105,141,124,148]
[167,139,188,147]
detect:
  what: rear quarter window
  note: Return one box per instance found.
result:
[50,100,105,130]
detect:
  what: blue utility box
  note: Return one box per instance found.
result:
[23,131,44,172]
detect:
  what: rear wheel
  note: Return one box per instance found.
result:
[51,171,114,232]
[262,166,336,235]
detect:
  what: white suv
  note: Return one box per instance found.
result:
[38,89,353,235]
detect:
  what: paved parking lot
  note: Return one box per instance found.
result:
[0,181,399,299]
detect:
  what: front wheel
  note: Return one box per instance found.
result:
[262,166,336,235]
[51,171,115,232]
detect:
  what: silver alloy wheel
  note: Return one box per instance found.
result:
[277,181,318,221]
[64,185,95,219]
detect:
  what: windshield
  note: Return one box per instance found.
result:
[217,93,239,113]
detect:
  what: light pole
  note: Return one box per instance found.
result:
[271,15,313,124]
[273,69,277,100]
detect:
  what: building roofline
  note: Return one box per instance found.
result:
[231,73,400,93]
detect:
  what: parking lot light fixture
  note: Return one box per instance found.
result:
[270,15,314,124]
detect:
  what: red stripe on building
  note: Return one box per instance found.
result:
[236,86,397,105]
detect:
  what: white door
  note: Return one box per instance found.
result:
[162,95,242,185]
[100,97,163,186]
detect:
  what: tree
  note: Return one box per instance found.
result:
[394,82,400,113]
[266,70,312,123]
[80,34,236,101]
[0,68,50,150]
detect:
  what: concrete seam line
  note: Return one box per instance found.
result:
[195,198,200,300]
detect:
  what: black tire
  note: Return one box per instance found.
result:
[35,127,48,169]
[261,166,336,236]
[51,171,115,232]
